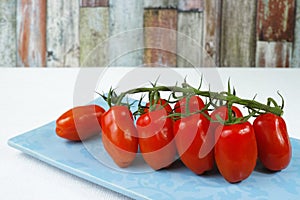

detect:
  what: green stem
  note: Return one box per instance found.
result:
[114,85,283,116]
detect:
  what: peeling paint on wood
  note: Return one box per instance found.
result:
[80,0,108,7]
[256,41,292,67]
[257,0,295,42]
[221,1,257,67]
[178,0,203,11]
[17,0,47,67]
[292,0,300,67]
[47,0,80,67]
[0,0,16,67]
[203,0,221,67]
[177,12,203,67]
[80,7,109,67]
[144,0,178,8]
[144,9,178,67]
[109,0,144,67]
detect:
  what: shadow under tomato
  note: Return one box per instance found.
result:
[254,160,280,174]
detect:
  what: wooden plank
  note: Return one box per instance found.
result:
[17,0,47,67]
[0,0,16,67]
[177,12,203,67]
[220,1,257,67]
[144,0,178,8]
[80,7,109,67]
[202,0,221,67]
[47,1,80,67]
[256,41,292,67]
[292,0,300,67]
[80,0,108,7]
[257,0,295,42]
[144,9,178,67]
[109,0,144,67]
[178,0,203,11]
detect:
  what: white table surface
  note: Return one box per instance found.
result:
[1,67,300,200]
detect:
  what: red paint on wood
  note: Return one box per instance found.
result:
[80,0,108,7]
[18,0,46,67]
[144,9,177,67]
[19,0,30,67]
[257,0,295,42]
[256,42,292,67]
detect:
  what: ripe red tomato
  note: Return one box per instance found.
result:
[101,106,138,168]
[253,113,292,171]
[174,95,207,114]
[56,105,105,141]
[136,108,176,170]
[143,98,172,114]
[174,113,214,175]
[214,121,257,183]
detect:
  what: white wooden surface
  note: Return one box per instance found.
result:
[109,0,144,67]
[47,0,80,67]
[0,0,16,67]
[177,12,203,67]
[80,7,109,67]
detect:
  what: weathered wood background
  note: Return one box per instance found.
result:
[0,0,299,67]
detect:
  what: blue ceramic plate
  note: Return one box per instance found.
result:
[8,98,300,200]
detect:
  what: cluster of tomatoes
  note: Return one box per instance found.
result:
[56,92,292,184]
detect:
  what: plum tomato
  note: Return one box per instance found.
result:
[101,106,138,168]
[253,113,292,171]
[56,105,105,141]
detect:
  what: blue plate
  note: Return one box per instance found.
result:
[8,98,300,200]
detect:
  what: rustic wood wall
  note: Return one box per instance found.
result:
[0,0,299,67]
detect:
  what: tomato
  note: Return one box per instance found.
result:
[143,98,172,114]
[214,121,257,183]
[101,106,138,168]
[253,113,292,171]
[136,108,176,170]
[174,95,207,114]
[56,105,105,141]
[174,113,214,175]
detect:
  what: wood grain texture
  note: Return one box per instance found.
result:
[292,0,300,67]
[144,0,178,8]
[177,12,203,67]
[47,0,80,67]
[178,0,203,11]
[256,41,292,67]
[144,9,177,67]
[109,0,144,67]
[80,0,108,7]
[203,0,221,67]
[0,0,16,67]
[257,0,295,42]
[17,0,46,67]
[220,1,257,67]
[80,7,109,67]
